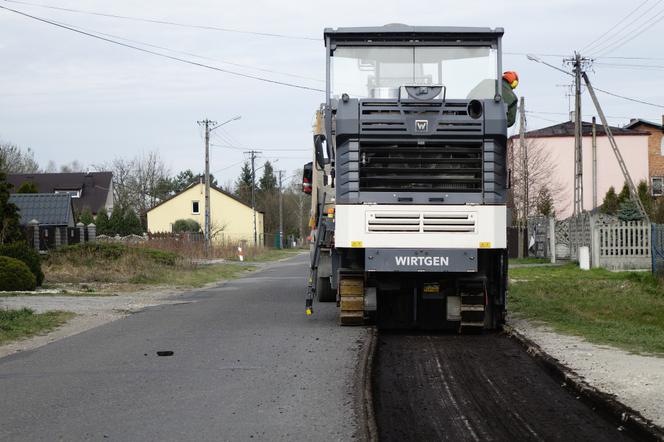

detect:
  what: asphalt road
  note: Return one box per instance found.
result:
[0,254,368,441]
[374,333,637,442]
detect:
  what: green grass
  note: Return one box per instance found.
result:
[0,308,75,345]
[510,263,664,355]
[509,257,552,265]
[128,263,256,288]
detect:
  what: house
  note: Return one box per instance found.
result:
[9,193,76,250]
[7,172,113,215]
[146,182,264,244]
[510,120,650,219]
[624,118,664,195]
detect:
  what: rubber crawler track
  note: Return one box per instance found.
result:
[373,333,639,442]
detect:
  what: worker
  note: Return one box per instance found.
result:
[502,71,519,127]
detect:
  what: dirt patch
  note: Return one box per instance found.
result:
[510,316,664,429]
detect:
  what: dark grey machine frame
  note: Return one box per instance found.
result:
[323,25,508,207]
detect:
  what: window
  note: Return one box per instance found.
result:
[54,189,81,198]
[191,201,200,214]
[331,46,498,100]
[660,137,664,156]
[652,177,663,196]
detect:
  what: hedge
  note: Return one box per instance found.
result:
[0,242,44,286]
[0,256,36,291]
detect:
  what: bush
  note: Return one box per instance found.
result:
[0,256,36,291]
[172,219,201,233]
[0,242,44,285]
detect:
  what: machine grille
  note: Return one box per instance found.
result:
[367,211,476,233]
[358,138,483,192]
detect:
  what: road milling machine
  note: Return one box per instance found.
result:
[304,25,509,331]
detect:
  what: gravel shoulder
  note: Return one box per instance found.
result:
[509,316,664,428]
[0,288,191,358]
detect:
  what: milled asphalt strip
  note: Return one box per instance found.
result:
[506,326,664,441]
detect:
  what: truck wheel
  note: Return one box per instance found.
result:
[317,277,336,302]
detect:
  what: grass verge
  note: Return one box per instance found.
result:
[37,243,259,294]
[509,257,552,265]
[0,308,75,345]
[509,263,664,355]
[128,263,255,288]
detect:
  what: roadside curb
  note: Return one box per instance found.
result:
[505,325,664,441]
[355,326,378,442]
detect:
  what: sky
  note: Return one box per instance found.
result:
[1,0,664,186]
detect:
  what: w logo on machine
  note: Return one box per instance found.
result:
[415,120,429,132]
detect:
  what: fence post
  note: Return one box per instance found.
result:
[592,227,600,268]
[87,223,96,243]
[652,224,657,274]
[548,217,556,264]
[54,226,61,248]
[28,219,39,252]
[77,222,85,243]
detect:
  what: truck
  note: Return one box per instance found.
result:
[304,25,509,331]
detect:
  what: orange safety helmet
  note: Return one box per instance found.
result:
[503,71,519,89]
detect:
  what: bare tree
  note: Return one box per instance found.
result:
[44,160,58,173]
[508,138,567,223]
[59,160,84,173]
[94,151,170,218]
[0,141,39,173]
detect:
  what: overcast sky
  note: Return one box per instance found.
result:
[1,0,663,185]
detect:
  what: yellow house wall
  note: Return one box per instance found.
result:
[147,183,264,243]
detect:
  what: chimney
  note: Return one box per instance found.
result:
[569,110,575,122]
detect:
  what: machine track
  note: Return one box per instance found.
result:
[373,333,638,442]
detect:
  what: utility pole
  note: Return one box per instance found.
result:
[518,96,527,224]
[197,116,241,254]
[197,119,217,255]
[592,116,598,210]
[572,53,584,216]
[278,170,285,249]
[246,150,262,246]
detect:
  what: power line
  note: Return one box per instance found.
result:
[528,54,664,109]
[3,0,320,41]
[591,2,664,56]
[60,21,324,83]
[0,5,325,93]
[211,159,246,175]
[595,62,664,71]
[526,110,637,120]
[593,86,664,109]
[582,0,651,53]
[597,55,664,61]
[596,8,664,56]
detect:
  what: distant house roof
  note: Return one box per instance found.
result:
[625,119,664,131]
[147,181,263,214]
[510,120,649,140]
[8,193,75,227]
[6,172,112,214]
